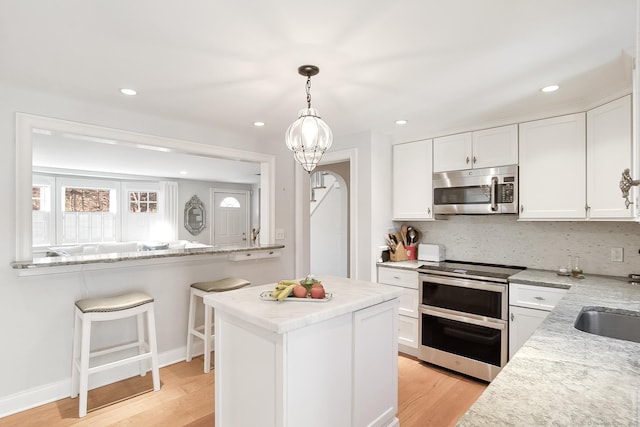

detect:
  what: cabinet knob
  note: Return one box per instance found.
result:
[427,207,431,216]
[520,205,524,213]
[534,296,545,301]
[466,156,470,164]
[510,313,515,321]
[473,156,477,164]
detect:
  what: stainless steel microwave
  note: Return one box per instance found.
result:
[432,165,518,214]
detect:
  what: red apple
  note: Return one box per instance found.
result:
[310,284,325,299]
[292,285,308,298]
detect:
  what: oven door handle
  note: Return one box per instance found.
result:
[420,306,507,330]
[419,274,507,294]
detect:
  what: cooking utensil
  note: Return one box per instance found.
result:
[407,227,418,246]
[401,225,408,246]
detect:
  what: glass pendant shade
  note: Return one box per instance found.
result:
[286,107,333,173]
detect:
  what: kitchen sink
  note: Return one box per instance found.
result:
[574,307,640,343]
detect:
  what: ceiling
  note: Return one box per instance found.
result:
[1,1,637,155]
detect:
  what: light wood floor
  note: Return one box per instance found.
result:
[1,353,486,427]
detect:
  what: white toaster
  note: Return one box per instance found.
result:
[417,244,445,262]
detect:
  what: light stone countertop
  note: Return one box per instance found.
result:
[11,244,284,269]
[459,269,640,427]
[203,275,403,334]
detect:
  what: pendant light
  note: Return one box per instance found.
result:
[285,65,333,173]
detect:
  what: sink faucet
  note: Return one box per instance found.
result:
[619,168,640,209]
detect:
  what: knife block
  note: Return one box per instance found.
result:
[390,242,409,262]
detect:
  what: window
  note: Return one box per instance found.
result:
[57,178,118,245]
[129,191,158,213]
[65,188,111,212]
[219,196,240,208]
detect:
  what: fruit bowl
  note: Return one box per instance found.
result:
[259,290,333,302]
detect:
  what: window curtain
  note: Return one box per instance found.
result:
[161,181,179,241]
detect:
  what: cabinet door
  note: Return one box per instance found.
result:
[472,124,518,169]
[398,315,418,354]
[509,306,549,359]
[392,139,433,220]
[519,113,586,219]
[433,132,472,172]
[353,299,398,427]
[587,95,634,219]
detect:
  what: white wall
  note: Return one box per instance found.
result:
[310,174,348,276]
[0,83,296,416]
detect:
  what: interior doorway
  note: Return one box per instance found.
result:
[310,162,350,277]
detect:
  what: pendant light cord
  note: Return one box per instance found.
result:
[306,75,312,108]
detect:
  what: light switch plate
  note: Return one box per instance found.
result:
[610,247,623,262]
[275,228,285,240]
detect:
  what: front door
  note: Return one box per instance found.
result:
[212,190,249,245]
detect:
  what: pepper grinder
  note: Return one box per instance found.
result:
[571,256,583,278]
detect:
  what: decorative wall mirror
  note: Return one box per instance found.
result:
[184,195,206,235]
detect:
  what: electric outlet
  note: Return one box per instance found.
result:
[275,228,285,240]
[610,247,624,262]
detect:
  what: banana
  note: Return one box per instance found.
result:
[277,284,296,301]
[278,279,299,287]
[270,288,283,298]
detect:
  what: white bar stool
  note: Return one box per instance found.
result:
[186,277,250,373]
[70,291,160,417]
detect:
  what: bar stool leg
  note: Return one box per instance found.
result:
[203,303,213,373]
[70,309,81,398]
[78,313,92,418]
[136,313,147,377]
[147,305,161,391]
[185,290,197,362]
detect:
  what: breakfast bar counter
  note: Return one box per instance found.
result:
[204,276,402,427]
[458,270,640,426]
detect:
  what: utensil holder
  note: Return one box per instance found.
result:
[390,242,409,261]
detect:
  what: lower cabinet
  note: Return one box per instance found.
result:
[509,282,568,359]
[378,265,419,356]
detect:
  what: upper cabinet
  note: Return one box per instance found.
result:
[392,139,433,220]
[519,97,633,221]
[433,125,518,172]
[586,95,634,220]
[519,113,587,219]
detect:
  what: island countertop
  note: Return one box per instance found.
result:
[204,275,403,334]
[458,270,640,426]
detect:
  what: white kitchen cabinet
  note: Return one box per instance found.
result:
[509,283,568,359]
[472,125,519,169]
[378,265,419,356]
[433,132,472,172]
[518,113,586,219]
[392,139,433,220]
[587,95,634,219]
[433,125,518,172]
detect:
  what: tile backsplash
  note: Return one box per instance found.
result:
[413,216,640,276]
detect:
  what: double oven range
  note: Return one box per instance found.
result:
[417,260,525,382]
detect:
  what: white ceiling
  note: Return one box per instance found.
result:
[1,1,637,161]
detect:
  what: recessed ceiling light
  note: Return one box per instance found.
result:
[395,119,408,125]
[253,121,265,127]
[541,85,559,93]
[120,88,137,96]
[179,171,188,175]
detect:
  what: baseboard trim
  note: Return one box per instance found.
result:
[0,346,188,418]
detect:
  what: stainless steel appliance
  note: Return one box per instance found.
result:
[417,260,525,382]
[433,165,518,214]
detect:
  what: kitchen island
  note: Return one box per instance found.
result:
[458,270,640,426]
[204,275,402,427]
